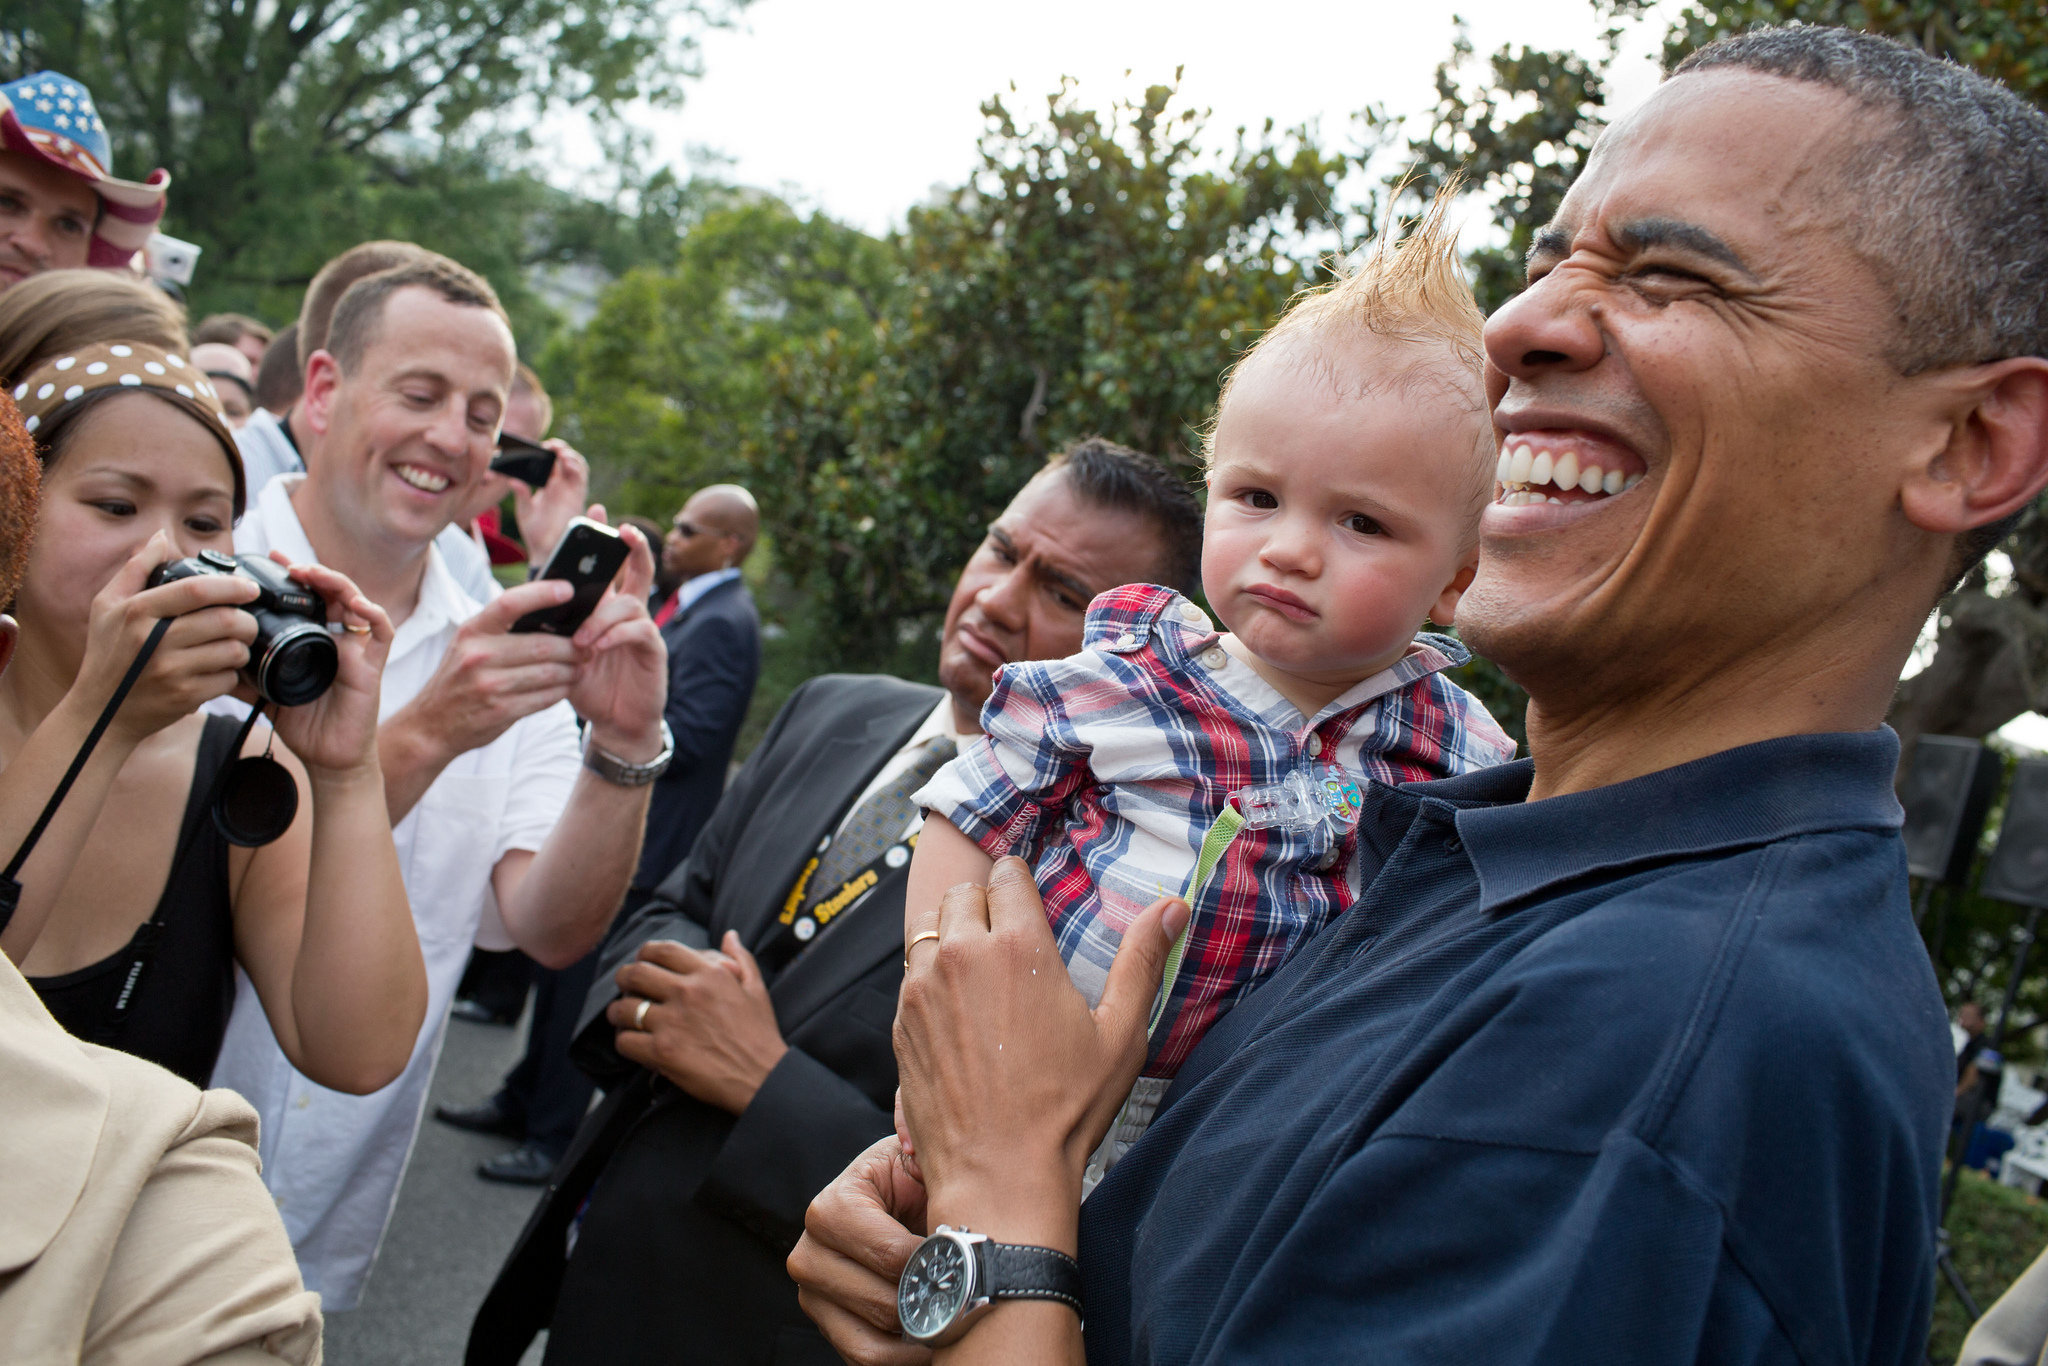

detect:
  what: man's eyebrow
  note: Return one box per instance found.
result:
[1034,559,1096,604]
[990,524,1095,603]
[1525,225,1571,266]
[1612,218,1755,277]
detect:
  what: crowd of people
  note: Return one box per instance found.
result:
[3,19,2048,1366]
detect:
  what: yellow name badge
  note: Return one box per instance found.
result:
[780,856,821,926]
[813,869,879,927]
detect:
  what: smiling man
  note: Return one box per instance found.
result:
[789,27,2048,1365]
[466,438,1201,1366]
[207,254,672,1310]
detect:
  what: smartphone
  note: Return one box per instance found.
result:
[490,432,558,487]
[511,517,630,635]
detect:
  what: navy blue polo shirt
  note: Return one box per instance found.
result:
[1081,729,1951,1365]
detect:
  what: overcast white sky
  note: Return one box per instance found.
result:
[648,0,1674,233]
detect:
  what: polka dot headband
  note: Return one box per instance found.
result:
[10,341,245,516]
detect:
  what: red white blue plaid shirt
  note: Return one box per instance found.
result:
[916,583,1515,1076]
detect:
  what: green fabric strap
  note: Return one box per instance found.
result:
[1148,805,1246,1039]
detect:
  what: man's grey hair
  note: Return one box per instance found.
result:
[1675,25,2048,569]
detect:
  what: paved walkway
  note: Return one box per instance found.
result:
[323,1010,549,1365]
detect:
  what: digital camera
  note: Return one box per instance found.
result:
[148,550,337,706]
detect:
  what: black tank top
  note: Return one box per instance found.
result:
[30,713,240,1087]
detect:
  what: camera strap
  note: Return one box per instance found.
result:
[0,620,291,939]
[0,618,174,935]
[94,705,270,1044]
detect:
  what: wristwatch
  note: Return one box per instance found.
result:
[581,720,674,786]
[896,1225,1082,1347]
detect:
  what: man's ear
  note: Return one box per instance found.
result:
[1901,357,2048,537]
[1427,552,1481,629]
[0,614,20,679]
[298,350,343,441]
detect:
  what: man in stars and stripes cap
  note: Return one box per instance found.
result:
[0,71,169,290]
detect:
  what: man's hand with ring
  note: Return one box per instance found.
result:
[608,932,789,1114]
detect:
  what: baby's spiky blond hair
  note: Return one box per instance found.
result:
[1206,178,1487,467]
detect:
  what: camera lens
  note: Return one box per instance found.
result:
[250,621,338,706]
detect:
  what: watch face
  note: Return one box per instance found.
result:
[899,1234,973,1341]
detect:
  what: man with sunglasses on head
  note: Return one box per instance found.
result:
[441,484,762,1184]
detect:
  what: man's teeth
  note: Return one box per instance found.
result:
[395,464,451,493]
[1493,442,1642,500]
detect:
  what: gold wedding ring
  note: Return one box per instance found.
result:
[631,997,652,1031]
[903,930,941,968]
[343,622,372,635]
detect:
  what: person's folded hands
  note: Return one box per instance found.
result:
[607,932,787,1114]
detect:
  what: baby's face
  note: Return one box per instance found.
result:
[1203,340,1486,690]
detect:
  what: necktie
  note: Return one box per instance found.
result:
[761,733,958,970]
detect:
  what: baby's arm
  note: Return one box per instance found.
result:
[905,814,997,940]
[899,816,997,1179]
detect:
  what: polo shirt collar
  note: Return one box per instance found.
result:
[1400,728,1905,913]
[253,475,478,654]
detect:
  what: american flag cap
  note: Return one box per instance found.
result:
[0,72,170,269]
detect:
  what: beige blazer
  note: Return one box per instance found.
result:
[1962,1241,2048,1366]
[0,955,321,1365]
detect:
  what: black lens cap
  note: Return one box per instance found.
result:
[212,754,299,847]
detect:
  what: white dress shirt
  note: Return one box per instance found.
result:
[232,411,501,604]
[208,475,581,1310]
[233,407,302,503]
[657,565,742,622]
[852,697,971,844]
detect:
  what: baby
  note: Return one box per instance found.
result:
[907,196,1517,1184]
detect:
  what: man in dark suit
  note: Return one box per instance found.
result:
[438,484,763,1184]
[468,440,1203,1365]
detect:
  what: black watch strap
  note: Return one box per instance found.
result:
[976,1241,1084,1316]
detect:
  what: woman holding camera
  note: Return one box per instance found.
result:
[0,340,425,1094]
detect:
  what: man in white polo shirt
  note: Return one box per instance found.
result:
[209,253,671,1310]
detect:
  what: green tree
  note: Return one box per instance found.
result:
[1,0,746,328]
[755,80,1370,671]
[551,186,897,514]
[1407,24,1615,314]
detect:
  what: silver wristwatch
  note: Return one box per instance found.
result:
[897,1225,1082,1347]
[581,720,674,786]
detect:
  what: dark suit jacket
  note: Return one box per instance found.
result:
[636,575,761,889]
[469,674,944,1366]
